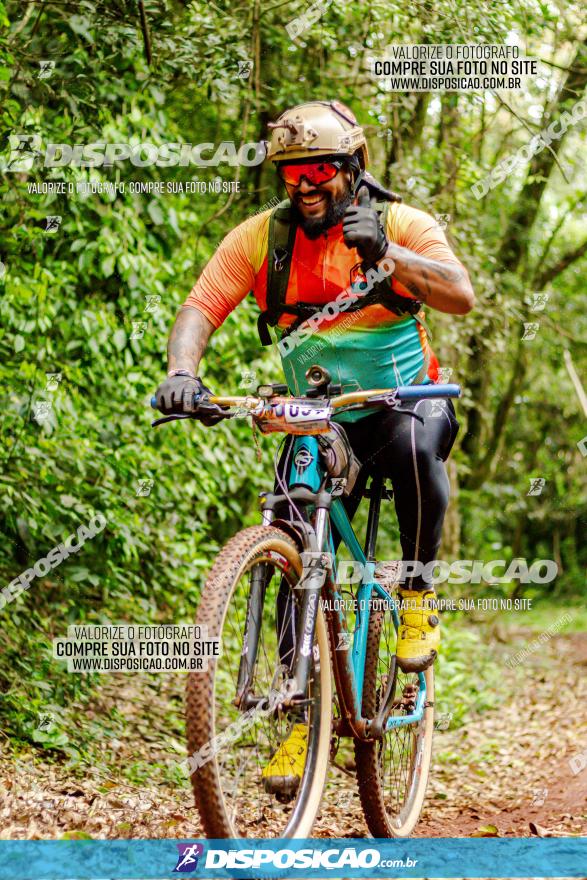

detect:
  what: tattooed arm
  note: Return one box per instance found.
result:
[385,243,475,315]
[167,306,215,375]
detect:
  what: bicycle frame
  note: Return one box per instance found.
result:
[152,382,460,737]
[285,433,427,741]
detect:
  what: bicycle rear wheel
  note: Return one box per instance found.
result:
[185,525,332,838]
[355,606,434,837]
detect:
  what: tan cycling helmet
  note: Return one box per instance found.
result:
[266,100,369,168]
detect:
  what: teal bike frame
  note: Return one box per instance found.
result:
[152,379,460,738]
[287,433,426,736]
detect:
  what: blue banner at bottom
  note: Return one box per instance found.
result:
[0,838,585,879]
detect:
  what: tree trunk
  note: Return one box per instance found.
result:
[461,38,587,484]
[386,93,430,170]
[430,93,459,205]
[498,37,587,272]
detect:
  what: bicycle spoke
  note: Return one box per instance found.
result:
[356,604,434,836]
[205,548,324,836]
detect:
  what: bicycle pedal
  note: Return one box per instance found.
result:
[263,775,300,802]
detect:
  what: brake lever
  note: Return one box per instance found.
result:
[151,405,234,428]
[151,413,194,427]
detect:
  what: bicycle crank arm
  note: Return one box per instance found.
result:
[366,654,399,739]
[239,692,311,714]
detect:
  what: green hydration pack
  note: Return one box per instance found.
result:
[256,198,424,347]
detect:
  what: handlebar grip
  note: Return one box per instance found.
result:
[396,383,461,400]
[151,392,202,410]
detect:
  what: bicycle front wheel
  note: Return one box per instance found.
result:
[185,525,332,838]
[355,606,434,837]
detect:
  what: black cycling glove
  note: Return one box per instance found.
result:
[155,373,226,425]
[342,186,389,266]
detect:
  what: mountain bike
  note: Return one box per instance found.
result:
[152,367,460,839]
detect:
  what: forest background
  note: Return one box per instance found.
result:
[0,0,585,781]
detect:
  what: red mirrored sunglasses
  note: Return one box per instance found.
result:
[277,159,345,187]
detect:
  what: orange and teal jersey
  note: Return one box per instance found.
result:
[183,201,467,420]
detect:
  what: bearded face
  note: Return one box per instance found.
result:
[283,165,354,239]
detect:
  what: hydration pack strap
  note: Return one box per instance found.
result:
[258,199,425,346]
[258,200,297,345]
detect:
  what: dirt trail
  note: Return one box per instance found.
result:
[1,631,586,842]
[415,631,587,839]
[313,630,587,839]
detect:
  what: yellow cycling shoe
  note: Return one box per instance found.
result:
[261,723,308,801]
[396,588,440,673]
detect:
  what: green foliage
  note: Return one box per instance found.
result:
[0,0,584,766]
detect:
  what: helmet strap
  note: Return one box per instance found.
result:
[351,169,365,198]
[346,152,363,194]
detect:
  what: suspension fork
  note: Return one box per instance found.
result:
[233,505,326,710]
[234,502,276,710]
[240,433,330,708]
[289,505,330,701]
[234,562,270,709]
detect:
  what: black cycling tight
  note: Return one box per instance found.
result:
[274,397,459,664]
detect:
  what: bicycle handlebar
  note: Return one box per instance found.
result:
[150,383,460,415]
[330,383,461,406]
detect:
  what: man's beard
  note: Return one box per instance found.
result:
[291,182,353,239]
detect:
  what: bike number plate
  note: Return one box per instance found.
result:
[254,398,332,435]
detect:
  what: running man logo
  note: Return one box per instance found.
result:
[5,134,43,172]
[527,477,546,497]
[240,368,257,389]
[437,367,453,383]
[336,632,351,651]
[45,372,62,392]
[528,292,549,312]
[45,215,62,233]
[130,321,148,339]
[144,294,161,313]
[38,60,55,79]
[529,787,548,807]
[237,60,253,80]
[434,213,451,230]
[522,322,540,340]
[429,400,446,418]
[174,843,204,873]
[32,401,52,422]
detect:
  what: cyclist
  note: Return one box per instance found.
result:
[156,100,474,794]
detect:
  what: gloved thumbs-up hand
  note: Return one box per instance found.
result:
[343,185,389,265]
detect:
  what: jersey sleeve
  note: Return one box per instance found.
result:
[386,203,464,264]
[182,210,270,328]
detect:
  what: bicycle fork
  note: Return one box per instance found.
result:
[235,495,330,712]
[234,562,269,710]
[289,506,329,702]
